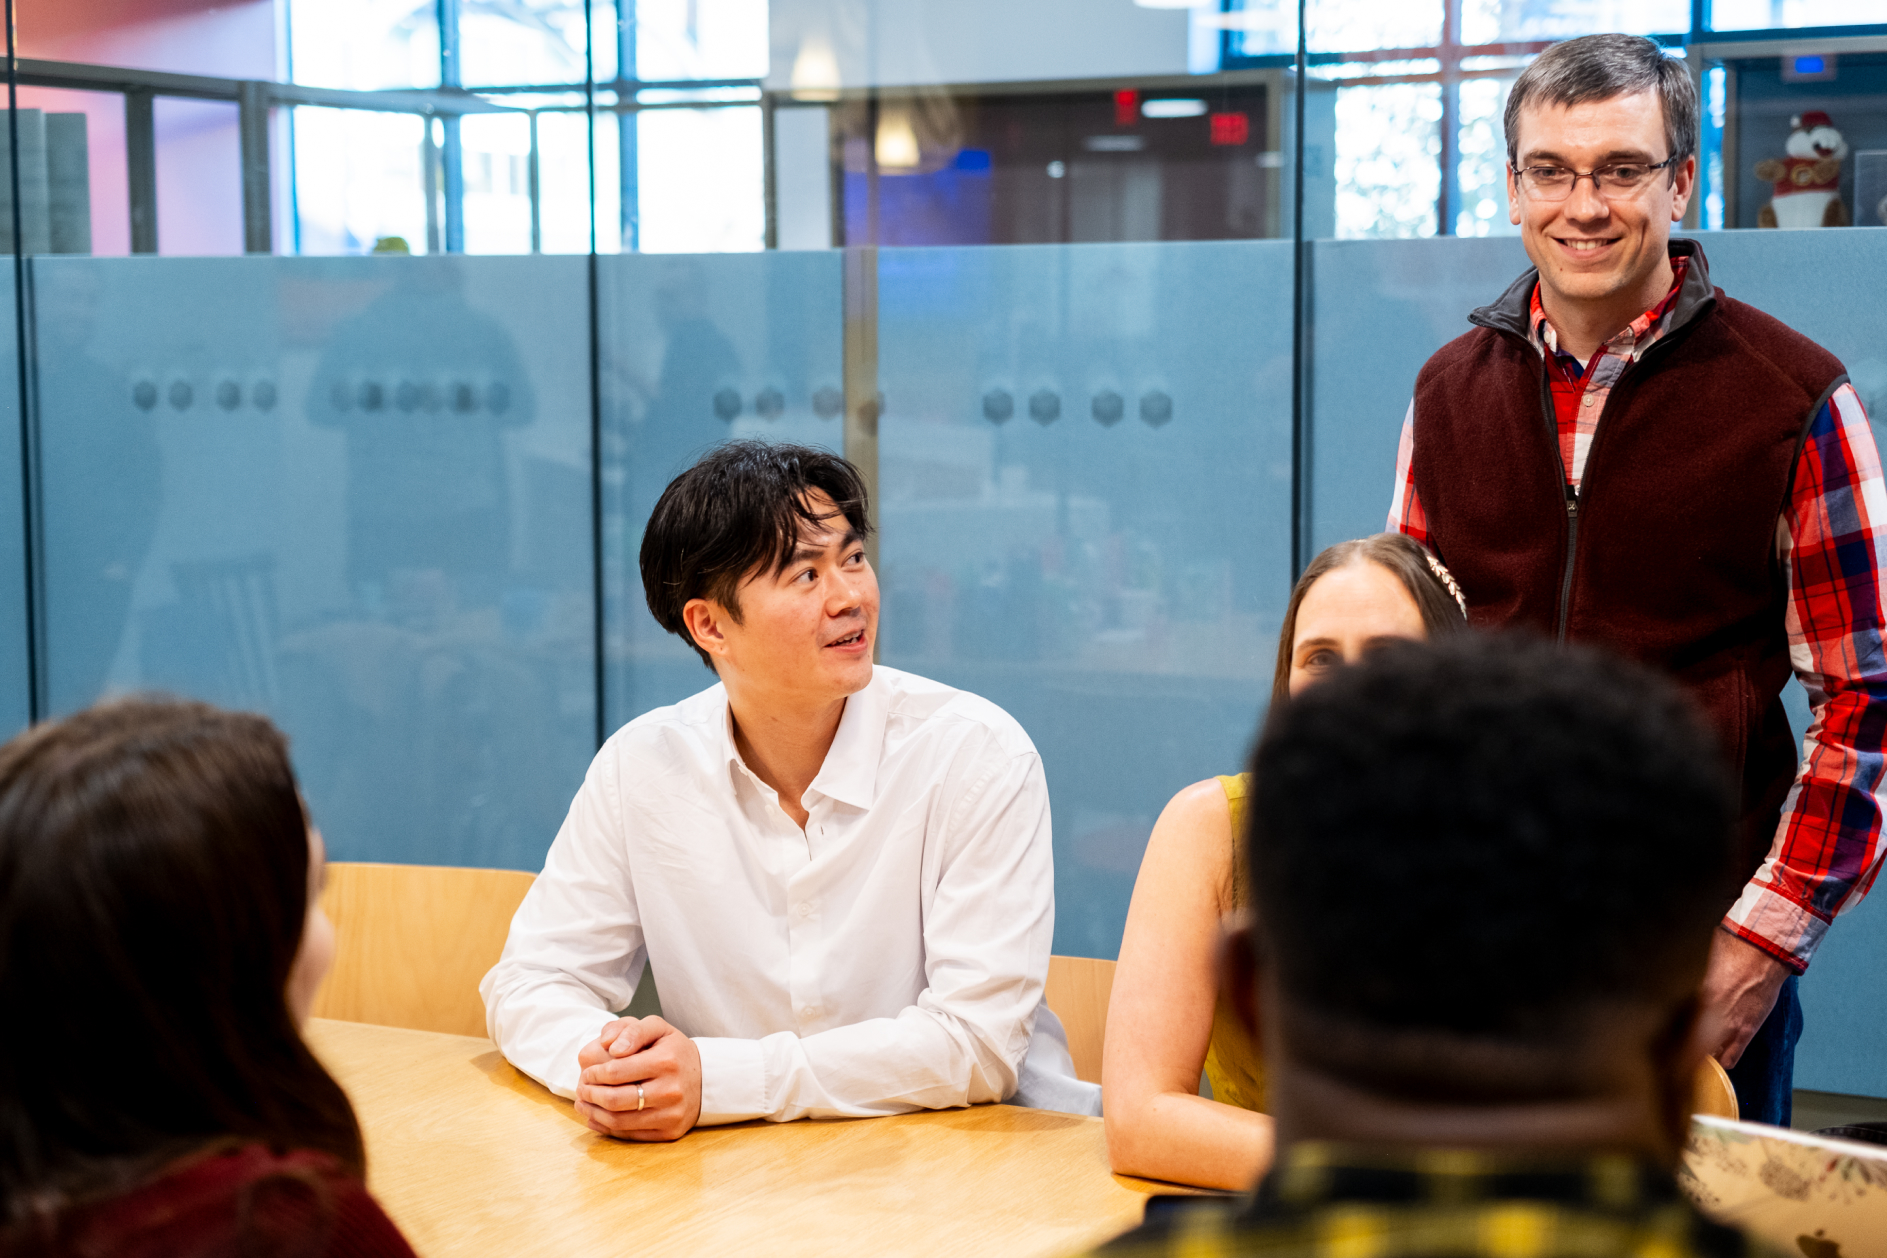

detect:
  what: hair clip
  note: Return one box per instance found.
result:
[1423,550,1469,619]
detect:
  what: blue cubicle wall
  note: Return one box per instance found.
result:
[8,231,1886,1096]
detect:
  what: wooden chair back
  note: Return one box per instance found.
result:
[310,862,536,1039]
[1691,1055,1740,1120]
[1044,955,1117,1084]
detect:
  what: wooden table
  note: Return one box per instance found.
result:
[304,1018,1177,1258]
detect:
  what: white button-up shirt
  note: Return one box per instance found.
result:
[480,666,1094,1124]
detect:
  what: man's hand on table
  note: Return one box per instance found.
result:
[575,1016,703,1141]
[1700,928,1793,1069]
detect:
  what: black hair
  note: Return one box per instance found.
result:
[1248,633,1736,1082]
[0,699,364,1235]
[1506,34,1698,168]
[640,440,873,670]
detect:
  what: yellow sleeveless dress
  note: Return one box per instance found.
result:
[1201,773,1267,1113]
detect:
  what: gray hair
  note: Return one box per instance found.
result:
[1504,34,1698,169]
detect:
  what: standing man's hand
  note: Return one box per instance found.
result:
[574,1015,703,1141]
[1699,929,1793,1068]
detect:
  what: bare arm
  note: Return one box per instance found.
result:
[1102,779,1274,1190]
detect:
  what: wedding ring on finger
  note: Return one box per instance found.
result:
[636,1084,646,1112]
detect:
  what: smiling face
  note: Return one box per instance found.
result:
[683,490,879,709]
[1287,560,1429,697]
[1507,91,1694,323]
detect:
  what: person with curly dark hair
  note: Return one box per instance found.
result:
[1102,533,1468,1190]
[0,700,416,1258]
[1090,633,1774,1258]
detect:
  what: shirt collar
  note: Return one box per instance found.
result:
[1529,254,1689,368]
[807,668,886,811]
[1248,1142,1678,1215]
[717,667,886,813]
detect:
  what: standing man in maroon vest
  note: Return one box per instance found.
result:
[1389,33,1886,1125]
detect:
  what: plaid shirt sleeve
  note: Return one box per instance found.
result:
[1726,382,1887,971]
[1388,401,1428,544]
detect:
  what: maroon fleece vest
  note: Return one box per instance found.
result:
[1410,241,1849,858]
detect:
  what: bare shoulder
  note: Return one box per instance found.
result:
[1136,778,1237,910]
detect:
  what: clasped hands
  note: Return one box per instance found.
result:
[575,1015,702,1141]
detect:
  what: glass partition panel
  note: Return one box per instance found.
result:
[1698,227,1887,1100]
[1307,234,1528,552]
[876,241,1294,959]
[33,255,595,872]
[0,268,26,738]
[599,249,844,732]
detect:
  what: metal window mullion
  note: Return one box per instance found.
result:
[125,88,157,254]
[238,80,272,253]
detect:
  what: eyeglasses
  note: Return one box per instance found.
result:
[1512,156,1679,201]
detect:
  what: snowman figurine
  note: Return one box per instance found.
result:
[1754,110,1850,229]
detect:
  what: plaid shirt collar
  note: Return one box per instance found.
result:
[1245,1142,1685,1218]
[1529,256,1690,380]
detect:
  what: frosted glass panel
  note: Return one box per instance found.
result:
[876,241,1294,959]
[1701,227,1887,1100]
[33,256,594,872]
[0,270,25,738]
[1308,234,1528,551]
[599,251,844,732]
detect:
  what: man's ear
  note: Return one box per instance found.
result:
[1669,154,1697,222]
[1220,914,1264,1046]
[681,598,732,664]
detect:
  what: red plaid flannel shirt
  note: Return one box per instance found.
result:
[1389,272,1887,972]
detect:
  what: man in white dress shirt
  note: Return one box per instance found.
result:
[481,440,1097,1140]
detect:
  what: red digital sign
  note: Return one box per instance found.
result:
[1114,89,1140,128]
[1209,111,1250,146]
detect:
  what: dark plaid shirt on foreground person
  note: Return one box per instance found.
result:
[1089,1144,1782,1258]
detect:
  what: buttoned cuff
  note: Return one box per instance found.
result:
[694,1037,769,1125]
[1723,881,1827,974]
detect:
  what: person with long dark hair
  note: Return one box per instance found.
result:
[0,699,416,1257]
[1102,534,1469,1190]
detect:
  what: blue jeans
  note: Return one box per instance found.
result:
[1726,974,1803,1126]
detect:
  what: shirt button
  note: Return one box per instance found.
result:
[797,902,812,918]
[801,1006,817,1018]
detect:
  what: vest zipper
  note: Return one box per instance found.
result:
[1557,488,1578,645]
[1535,362,1579,644]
